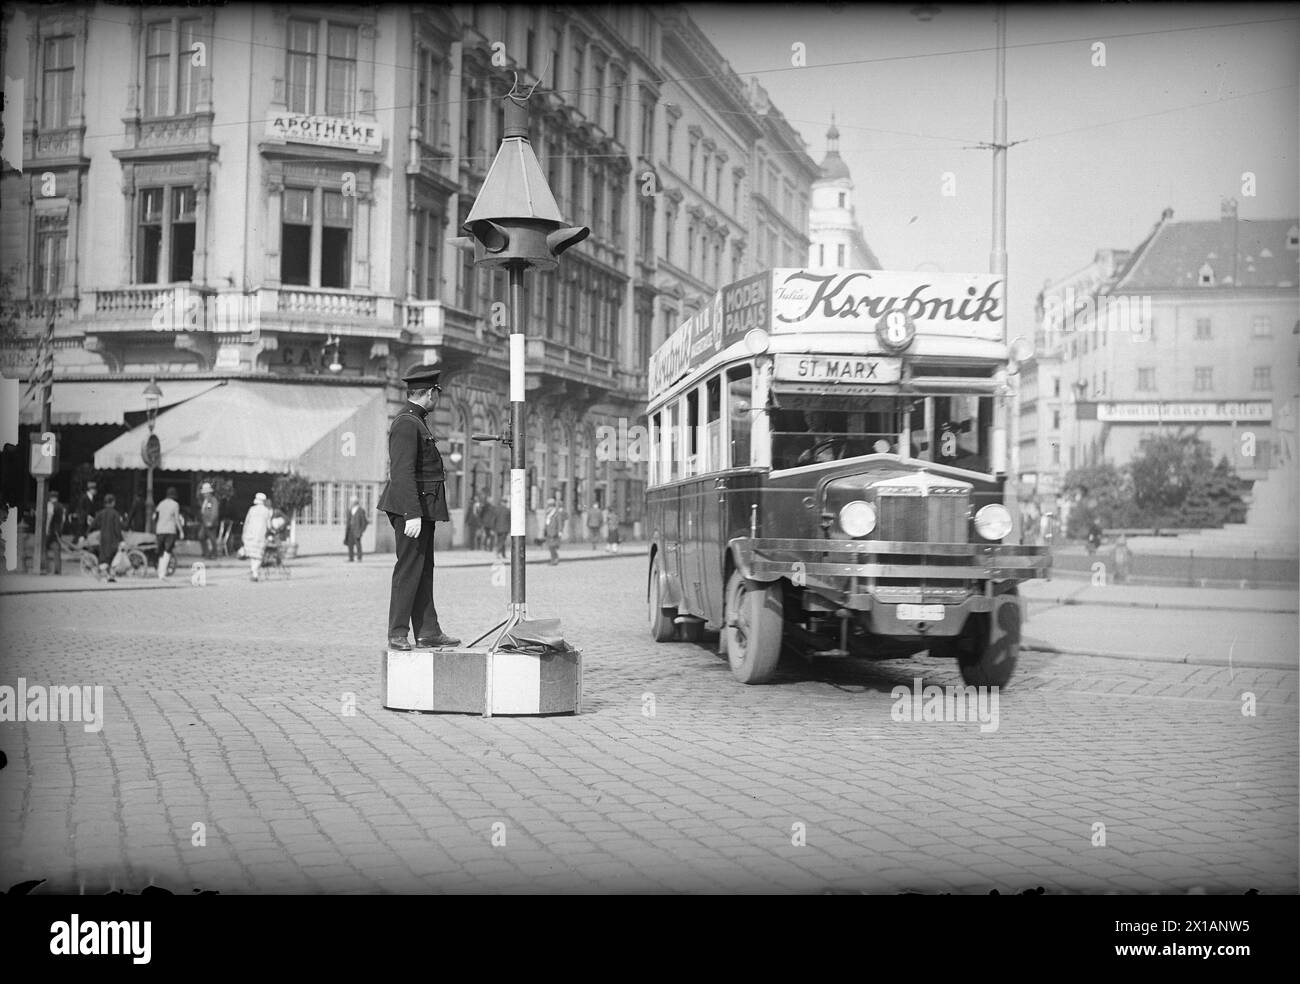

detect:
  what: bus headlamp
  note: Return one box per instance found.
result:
[838,500,877,538]
[974,503,1012,540]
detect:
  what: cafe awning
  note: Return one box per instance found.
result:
[93,380,387,477]
[19,378,225,426]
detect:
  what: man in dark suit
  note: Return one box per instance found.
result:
[73,480,98,540]
[377,365,460,650]
[43,491,67,575]
[343,495,368,562]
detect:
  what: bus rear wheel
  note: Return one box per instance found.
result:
[648,554,676,642]
[723,570,783,684]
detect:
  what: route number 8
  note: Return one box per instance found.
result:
[883,311,908,344]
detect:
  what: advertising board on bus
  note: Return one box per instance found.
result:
[649,268,1006,402]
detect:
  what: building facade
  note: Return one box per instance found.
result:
[1020,247,1130,507]
[807,118,881,271]
[1,3,816,552]
[1043,201,1299,527]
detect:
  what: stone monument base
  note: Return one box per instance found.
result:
[381,645,582,716]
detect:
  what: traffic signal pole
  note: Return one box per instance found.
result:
[508,263,527,615]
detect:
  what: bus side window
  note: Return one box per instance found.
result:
[727,365,752,467]
[649,411,660,486]
[706,375,721,471]
[667,401,680,482]
[685,387,700,477]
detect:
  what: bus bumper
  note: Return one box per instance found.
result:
[738,532,1050,595]
[730,536,1050,633]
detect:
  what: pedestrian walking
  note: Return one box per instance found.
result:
[153,487,184,579]
[42,490,66,575]
[586,502,603,550]
[241,492,272,581]
[198,482,221,559]
[492,495,510,558]
[543,497,565,566]
[125,494,145,532]
[91,494,125,582]
[377,365,459,651]
[480,498,496,554]
[1021,498,1040,546]
[1113,534,1132,583]
[73,480,98,543]
[605,505,622,554]
[466,493,483,551]
[343,495,369,562]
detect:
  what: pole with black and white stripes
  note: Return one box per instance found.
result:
[508,264,527,616]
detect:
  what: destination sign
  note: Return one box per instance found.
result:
[774,354,901,385]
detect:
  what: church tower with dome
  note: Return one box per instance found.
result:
[807,116,882,270]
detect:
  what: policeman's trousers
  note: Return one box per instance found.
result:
[386,513,442,640]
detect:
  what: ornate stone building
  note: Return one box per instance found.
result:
[1,3,816,551]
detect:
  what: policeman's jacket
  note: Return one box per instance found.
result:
[377,402,451,522]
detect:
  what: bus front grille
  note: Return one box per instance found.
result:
[875,492,969,544]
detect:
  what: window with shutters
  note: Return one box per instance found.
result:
[136,186,197,284]
[143,19,202,118]
[33,215,68,297]
[41,36,75,130]
[280,187,352,288]
[286,19,357,117]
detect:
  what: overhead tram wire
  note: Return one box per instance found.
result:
[67,10,1299,152]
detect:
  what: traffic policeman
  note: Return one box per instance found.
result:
[378,365,460,650]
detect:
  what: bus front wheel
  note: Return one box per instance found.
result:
[723,570,783,684]
[938,586,1021,688]
[648,554,676,642]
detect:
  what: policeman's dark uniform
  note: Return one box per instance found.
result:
[377,365,456,648]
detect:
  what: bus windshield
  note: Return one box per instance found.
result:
[769,392,995,473]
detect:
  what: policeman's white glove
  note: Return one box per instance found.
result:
[404,518,422,538]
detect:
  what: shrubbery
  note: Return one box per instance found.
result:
[1064,433,1247,535]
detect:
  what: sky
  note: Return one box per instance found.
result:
[687,2,1300,339]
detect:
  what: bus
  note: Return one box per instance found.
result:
[644,268,1050,687]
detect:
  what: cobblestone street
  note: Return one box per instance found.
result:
[1,553,1295,894]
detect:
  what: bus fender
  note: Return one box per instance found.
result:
[726,539,784,585]
[648,545,684,610]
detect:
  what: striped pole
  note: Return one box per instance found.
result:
[508,264,527,616]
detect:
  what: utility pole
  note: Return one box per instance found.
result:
[989,5,1022,490]
[29,299,56,575]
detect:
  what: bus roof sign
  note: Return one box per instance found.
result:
[648,268,1006,401]
[770,269,1003,338]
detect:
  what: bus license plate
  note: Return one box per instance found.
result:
[897,604,943,622]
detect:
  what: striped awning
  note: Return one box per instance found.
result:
[19,378,225,426]
[93,379,385,474]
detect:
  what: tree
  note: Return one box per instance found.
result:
[1062,462,1133,536]
[271,472,312,542]
[1128,432,1246,528]
[1129,432,1203,524]
[1180,455,1248,528]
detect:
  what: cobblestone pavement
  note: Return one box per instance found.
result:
[0,554,1295,894]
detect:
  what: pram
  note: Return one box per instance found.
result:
[258,530,290,579]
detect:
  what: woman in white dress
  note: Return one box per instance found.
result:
[241,492,272,581]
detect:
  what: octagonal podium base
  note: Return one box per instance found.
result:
[381,645,582,716]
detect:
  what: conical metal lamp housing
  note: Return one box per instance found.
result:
[465,99,563,227]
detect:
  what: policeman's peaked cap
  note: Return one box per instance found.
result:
[401,365,442,388]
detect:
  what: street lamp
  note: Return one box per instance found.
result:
[143,377,162,533]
